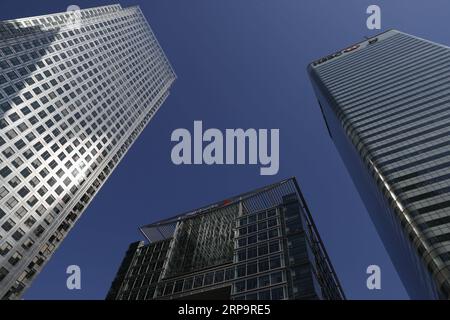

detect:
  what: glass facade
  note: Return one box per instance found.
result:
[106,178,345,300]
[308,30,450,299]
[0,5,176,299]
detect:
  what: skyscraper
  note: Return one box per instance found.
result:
[106,178,345,300]
[308,30,450,299]
[0,4,176,299]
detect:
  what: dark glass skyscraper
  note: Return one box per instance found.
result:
[106,178,345,300]
[0,5,175,299]
[308,30,450,299]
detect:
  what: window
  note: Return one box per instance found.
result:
[268,228,278,239]
[48,177,57,187]
[258,244,269,256]
[258,290,270,300]
[239,227,247,236]
[6,129,18,139]
[183,278,193,291]
[38,186,48,196]
[46,195,56,205]
[34,225,45,237]
[32,158,42,169]
[247,224,257,234]
[2,148,14,158]
[269,241,280,253]
[24,216,37,228]
[0,166,12,178]
[246,293,257,300]
[15,206,27,218]
[29,176,40,187]
[159,282,172,296]
[22,238,35,250]
[237,265,246,278]
[0,267,9,282]
[193,275,204,288]
[270,256,281,269]
[259,275,270,287]
[258,259,270,272]
[27,195,38,207]
[0,101,11,112]
[63,177,71,186]
[258,211,266,220]
[271,271,283,284]
[214,270,224,283]
[247,246,257,259]
[0,242,12,256]
[258,221,268,231]
[12,157,24,168]
[247,262,257,275]
[1,47,13,55]
[18,186,30,198]
[204,272,214,286]
[4,85,16,95]
[5,197,18,209]
[248,235,257,245]
[40,168,49,178]
[0,186,9,199]
[258,232,268,241]
[271,287,284,300]
[225,268,234,281]
[20,167,31,178]
[8,252,22,266]
[234,280,245,293]
[246,278,257,291]
[267,209,277,217]
[237,250,246,262]
[12,228,25,241]
[173,280,183,293]
[268,218,277,227]
[238,238,247,248]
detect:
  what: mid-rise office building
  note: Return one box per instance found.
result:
[308,30,450,299]
[106,178,345,300]
[0,5,176,299]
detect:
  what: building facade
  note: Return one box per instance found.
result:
[106,178,345,300]
[308,30,450,299]
[0,4,176,299]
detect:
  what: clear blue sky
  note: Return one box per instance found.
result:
[2,0,449,300]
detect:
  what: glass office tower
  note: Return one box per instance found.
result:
[106,178,345,300]
[308,30,450,299]
[0,5,176,299]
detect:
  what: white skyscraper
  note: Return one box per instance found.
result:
[0,4,176,299]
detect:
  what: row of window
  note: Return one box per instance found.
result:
[235,240,281,262]
[233,270,284,294]
[0,5,121,38]
[236,227,280,246]
[233,286,286,300]
[238,208,277,227]
[124,253,284,299]
[238,217,278,236]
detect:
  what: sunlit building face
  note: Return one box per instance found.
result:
[0,4,176,299]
